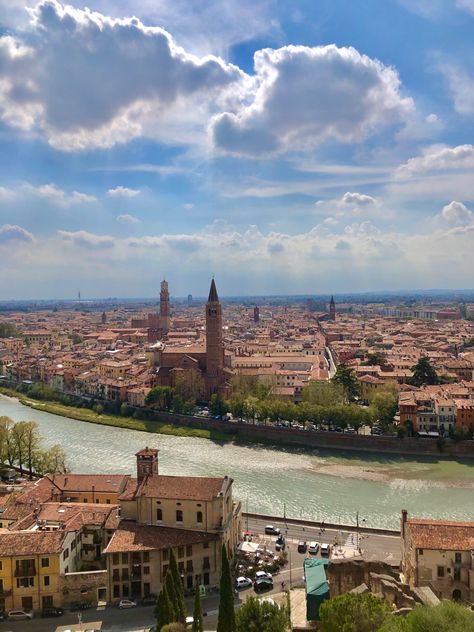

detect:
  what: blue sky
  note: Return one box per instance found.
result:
[0,0,473,299]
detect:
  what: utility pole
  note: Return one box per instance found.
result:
[246,496,249,532]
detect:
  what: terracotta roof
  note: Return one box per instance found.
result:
[46,474,129,494]
[138,474,229,501]
[103,520,219,554]
[408,519,474,551]
[0,530,65,556]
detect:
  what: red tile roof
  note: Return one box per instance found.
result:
[0,530,65,556]
[408,518,474,551]
[138,474,229,501]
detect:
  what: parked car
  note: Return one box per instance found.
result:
[297,541,307,553]
[41,607,64,617]
[8,609,34,620]
[235,576,253,590]
[308,541,319,555]
[254,578,273,593]
[141,594,157,605]
[255,570,273,580]
[321,543,331,556]
[264,525,280,535]
[118,599,137,609]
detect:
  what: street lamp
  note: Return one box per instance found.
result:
[356,512,366,552]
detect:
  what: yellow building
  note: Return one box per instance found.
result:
[0,530,68,613]
[45,474,130,504]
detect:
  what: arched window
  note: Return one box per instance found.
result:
[196,511,203,524]
[156,508,163,522]
[176,510,183,523]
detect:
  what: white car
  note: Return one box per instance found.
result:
[8,609,34,620]
[235,576,253,590]
[264,525,280,535]
[308,541,319,554]
[321,543,331,556]
[118,599,137,609]
[255,570,273,580]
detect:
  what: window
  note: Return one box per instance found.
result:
[144,566,150,575]
[178,546,184,558]
[0,561,2,571]
[162,550,169,562]
[179,561,185,573]
[122,584,129,597]
[44,576,50,587]
[112,553,120,565]
[203,556,210,570]
[455,552,462,564]
[187,575,193,590]
[122,553,128,564]
[186,545,193,557]
[17,577,34,588]
[122,568,129,580]
[113,569,120,581]
[204,572,210,585]
[454,568,461,581]
[156,508,163,522]
[143,552,150,563]
[106,499,110,504]
[418,549,423,555]
[163,565,169,577]
[176,510,183,523]
[437,566,445,578]
[63,549,69,560]
[196,511,203,524]
[186,560,193,572]
[203,542,209,549]
[41,557,50,568]
[0,579,3,591]
[83,498,87,503]
[113,584,120,598]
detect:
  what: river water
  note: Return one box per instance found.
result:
[1,395,473,529]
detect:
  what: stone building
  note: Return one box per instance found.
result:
[401,509,474,602]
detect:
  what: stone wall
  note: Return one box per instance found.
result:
[59,570,108,606]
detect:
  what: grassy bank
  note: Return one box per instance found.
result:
[0,388,236,443]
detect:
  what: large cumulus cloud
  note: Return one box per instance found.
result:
[0,0,245,149]
[211,45,414,157]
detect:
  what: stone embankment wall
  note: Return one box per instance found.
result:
[153,412,474,459]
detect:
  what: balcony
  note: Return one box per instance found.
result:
[15,566,36,577]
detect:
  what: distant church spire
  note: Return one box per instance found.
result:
[208,277,219,302]
[329,295,336,321]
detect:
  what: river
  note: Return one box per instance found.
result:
[1,395,473,529]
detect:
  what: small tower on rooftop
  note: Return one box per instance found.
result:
[329,295,336,321]
[136,447,159,481]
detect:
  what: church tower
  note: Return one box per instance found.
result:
[329,295,336,321]
[206,278,224,388]
[160,280,170,334]
[136,447,159,481]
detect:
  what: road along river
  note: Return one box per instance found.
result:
[1,395,474,530]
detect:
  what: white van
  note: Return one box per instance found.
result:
[308,541,319,554]
[320,543,331,556]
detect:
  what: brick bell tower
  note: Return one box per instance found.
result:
[136,447,159,481]
[329,295,336,321]
[159,279,170,334]
[206,278,224,391]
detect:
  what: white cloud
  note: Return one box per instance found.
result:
[117,214,140,224]
[22,183,96,207]
[456,0,474,15]
[438,63,474,115]
[0,224,34,244]
[396,144,474,177]
[440,201,473,226]
[211,44,414,157]
[0,0,245,150]
[183,203,195,209]
[57,229,115,248]
[0,186,16,200]
[340,192,377,207]
[108,186,140,198]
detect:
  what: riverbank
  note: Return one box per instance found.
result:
[1,391,235,443]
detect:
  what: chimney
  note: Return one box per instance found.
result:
[401,509,408,539]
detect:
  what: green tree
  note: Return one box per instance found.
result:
[302,381,344,406]
[0,322,18,338]
[168,549,186,623]
[235,596,288,632]
[369,385,399,428]
[173,371,204,412]
[160,624,186,632]
[146,386,173,410]
[209,392,229,417]
[192,585,204,632]
[378,600,474,632]
[0,416,16,467]
[409,356,439,387]
[361,352,387,366]
[319,592,390,632]
[164,571,179,623]
[332,364,360,402]
[155,585,174,631]
[217,544,236,632]
[229,395,246,420]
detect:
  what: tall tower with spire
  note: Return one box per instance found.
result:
[206,278,224,389]
[160,280,170,334]
[329,295,336,321]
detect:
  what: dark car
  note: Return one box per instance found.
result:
[141,594,157,606]
[69,601,93,611]
[0,611,5,621]
[41,607,64,617]
[297,541,307,553]
[254,578,273,593]
[275,535,286,551]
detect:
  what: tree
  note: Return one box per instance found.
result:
[209,392,229,417]
[0,322,18,338]
[410,356,439,387]
[21,421,42,478]
[146,386,173,410]
[217,544,236,632]
[11,421,30,475]
[369,385,399,429]
[0,416,16,467]
[160,625,186,632]
[378,600,474,632]
[173,371,204,412]
[168,549,186,623]
[361,352,387,367]
[155,584,174,631]
[192,585,204,632]
[319,592,390,632]
[235,596,288,632]
[332,364,360,402]
[302,381,344,407]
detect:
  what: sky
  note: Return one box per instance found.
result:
[0,0,473,299]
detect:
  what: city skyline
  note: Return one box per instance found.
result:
[0,0,474,298]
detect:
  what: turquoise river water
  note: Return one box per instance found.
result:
[1,395,473,529]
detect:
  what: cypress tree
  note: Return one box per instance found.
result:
[163,580,177,624]
[169,549,186,622]
[165,569,180,622]
[156,585,173,631]
[217,543,236,632]
[192,584,204,632]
